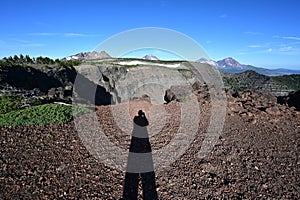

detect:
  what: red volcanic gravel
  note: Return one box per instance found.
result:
[0,97,299,199]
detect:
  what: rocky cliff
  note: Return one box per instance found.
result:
[0,64,112,105]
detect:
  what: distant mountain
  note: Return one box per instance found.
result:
[62,51,111,61]
[198,57,249,73]
[196,58,218,67]
[197,57,298,76]
[273,68,300,75]
[216,57,245,70]
[142,54,159,60]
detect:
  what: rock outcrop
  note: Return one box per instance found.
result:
[0,65,113,105]
[114,66,194,104]
[0,65,76,102]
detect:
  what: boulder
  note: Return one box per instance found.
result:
[164,85,191,103]
[164,89,176,103]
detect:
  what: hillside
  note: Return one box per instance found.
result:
[271,74,300,91]
[223,70,295,96]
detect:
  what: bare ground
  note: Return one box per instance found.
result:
[0,94,299,199]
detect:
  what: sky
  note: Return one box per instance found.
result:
[1,0,300,69]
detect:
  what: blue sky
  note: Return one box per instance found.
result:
[1,0,300,69]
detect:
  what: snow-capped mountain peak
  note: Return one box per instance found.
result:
[197,57,218,67]
[196,57,291,76]
[217,57,244,69]
[142,54,159,60]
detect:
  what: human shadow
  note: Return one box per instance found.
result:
[122,110,158,200]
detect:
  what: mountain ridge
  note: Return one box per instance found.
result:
[62,51,112,61]
[197,57,300,76]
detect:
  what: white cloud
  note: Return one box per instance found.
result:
[240,41,300,56]
[283,36,300,41]
[64,33,88,37]
[248,45,262,48]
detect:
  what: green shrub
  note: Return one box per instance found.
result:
[0,95,45,114]
[0,104,92,126]
[0,95,24,114]
[271,75,300,90]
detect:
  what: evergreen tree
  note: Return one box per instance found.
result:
[13,55,19,63]
[19,54,25,63]
[25,55,33,63]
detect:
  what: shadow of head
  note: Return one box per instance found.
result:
[134,110,149,127]
[138,110,145,117]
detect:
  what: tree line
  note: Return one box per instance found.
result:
[0,54,81,68]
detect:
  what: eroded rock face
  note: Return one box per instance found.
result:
[75,64,127,104]
[0,65,76,102]
[0,66,64,93]
[115,67,191,104]
[0,65,113,105]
